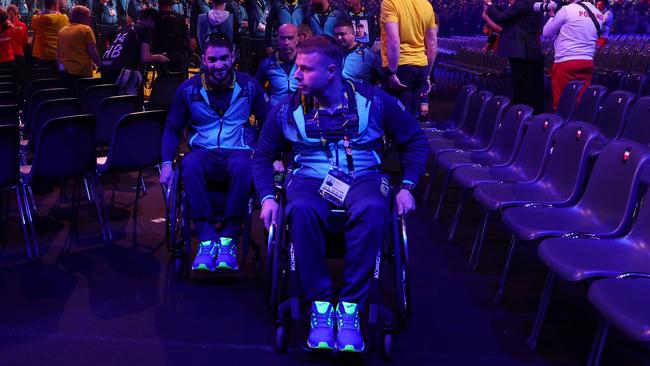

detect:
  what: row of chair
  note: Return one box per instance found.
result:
[424,83,650,364]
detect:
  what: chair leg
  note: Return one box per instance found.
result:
[422,162,438,204]
[26,184,36,211]
[93,175,113,243]
[468,208,491,270]
[15,186,33,259]
[89,175,108,243]
[495,234,519,304]
[21,181,39,258]
[433,170,452,222]
[140,173,147,194]
[448,188,468,243]
[83,178,94,202]
[587,317,610,366]
[526,271,557,350]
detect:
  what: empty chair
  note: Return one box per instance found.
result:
[427,84,476,130]
[426,90,492,141]
[25,98,80,154]
[587,277,650,366]
[470,122,600,271]
[443,114,564,241]
[0,124,35,258]
[621,96,650,144]
[588,90,636,150]
[145,72,182,111]
[572,85,607,124]
[0,75,17,83]
[70,77,106,98]
[96,110,167,241]
[620,74,646,98]
[25,78,66,101]
[554,80,583,122]
[22,88,71,130]
[95,95,141,146]
[628,51,649,76]
[80,84,118,115]
[0,105,19,126]
[497,140,650,304]
[20,115,109,249]
[0,91,17,105]
[0,82,17,93]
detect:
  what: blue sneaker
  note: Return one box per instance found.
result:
[192,240,218,272]
[307,301,335,350]
[215,237,238,271]
[335,302,365,352]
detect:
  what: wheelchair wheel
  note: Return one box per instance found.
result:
[167,169,190,277]
[394,215,411,326]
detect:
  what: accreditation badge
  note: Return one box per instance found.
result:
[319,167,353,207]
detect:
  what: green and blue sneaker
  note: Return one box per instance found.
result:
[192,240,218,272]
[307,301,335,350]
[335,301,365,352]
[215,237,238,271]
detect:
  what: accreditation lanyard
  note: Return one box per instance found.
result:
[312,91,355,174]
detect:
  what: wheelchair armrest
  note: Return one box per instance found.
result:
[615,273,650,280]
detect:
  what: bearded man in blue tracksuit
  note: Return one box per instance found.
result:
[253,35,427,353]
[160,36,270,272]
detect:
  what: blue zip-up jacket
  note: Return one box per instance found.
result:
[255,53,297,106]
[264,0,304,46]
[306,6,344,36]
[342,44,382,84]
[162,71,271,163]
[253,81,429,201]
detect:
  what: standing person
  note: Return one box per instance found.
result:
[94,0,119,57]
[543,0,603,110]
[343,0,377,45]
[297,23,312,43]
[380,0,438,116]
[305,0,344,37]
[155,0,189,75]
[333,19,381,84]
[255,23,298,106]
[264,0,303,55]
[254,35,427,353]
[159,36,270,272]
[484,0,544,113]
[6,5,26,85]
[57,5,101,88]
[31,0,69,71]
[596,0,613,46]
[99,8,168,94]
[0,8,15,71]
[197,0,233,52]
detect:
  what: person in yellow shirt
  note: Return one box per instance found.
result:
[57,5,101,88]
[380,0,437,116]
[32,0,69,71]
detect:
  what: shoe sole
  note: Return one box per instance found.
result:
[192,263,216,272]
[337,344,365,353]
[307,341,335,350]
[215,262,239,271]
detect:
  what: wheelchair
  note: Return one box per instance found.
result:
[165,154,263,278]
[265,179,410,359]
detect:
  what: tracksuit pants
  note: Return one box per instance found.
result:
[285,173,391,304]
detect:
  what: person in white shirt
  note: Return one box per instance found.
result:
[543,0,603,110]
[595,1,613,45]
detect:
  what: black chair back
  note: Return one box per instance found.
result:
[25,78,66,101]
[0,124,20,189]
[71,77,107,98]
[29,98,80,153]
[80,84,118,115]
[104,110,166,172]
[147,72,182,111]
[96,95,141,146]
[0,82,17,93]
[23,88,71,129]
[0,105,19,126]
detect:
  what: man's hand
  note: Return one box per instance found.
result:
[388,74,407,90]
[260,198,279,230]
[273,160,285,173]
[159,163,174,187]
[395,189,416,216]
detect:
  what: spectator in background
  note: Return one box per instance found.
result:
[57,5,100,88]
[0,8,14,71]
[305,0,344,37]
[6,5,26,84]
[333,19,381,84]
[596,1,613,45]
[264,0,303,55]
[128,0,158,22]
[156,0,189,75]
[197,0,233,52]
[297,23,312,43]
[99,7,168,94]
[94,0,119,57]
[255,23,298,105]
[188,0,210,52]
[481,9,503,53]
[381,0,438,116]
[484,0,544,114]
[342,0,377,45]
[31,0,69,71]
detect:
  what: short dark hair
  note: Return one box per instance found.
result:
[334,19,353,29]
[139,8,159,22]
[44,0,57,9]
[205,33,234,52]
[355,22,364,28]
[158,0,172,7]
[296,35,343,65]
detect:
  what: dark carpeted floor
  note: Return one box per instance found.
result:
[0,99,648,366]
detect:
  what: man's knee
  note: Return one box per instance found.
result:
[350,198,390,223]
[180,152,206,181]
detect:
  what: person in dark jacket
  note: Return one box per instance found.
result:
[484,0,544,113]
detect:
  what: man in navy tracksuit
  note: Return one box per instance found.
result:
[253,36,427,353]
[160,36,270,272]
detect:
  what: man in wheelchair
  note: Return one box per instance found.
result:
[160,35,271,272]
[253,36,428,352]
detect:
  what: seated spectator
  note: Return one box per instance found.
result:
[31,0,69,71]
[333,19,381,84]
[264,0,303,55]
[297,23,313,44]
[57,5,101,88]
[305,0,344,37]
[99,8,169,95]
[255,23,298,106]
[159,36,270,272]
